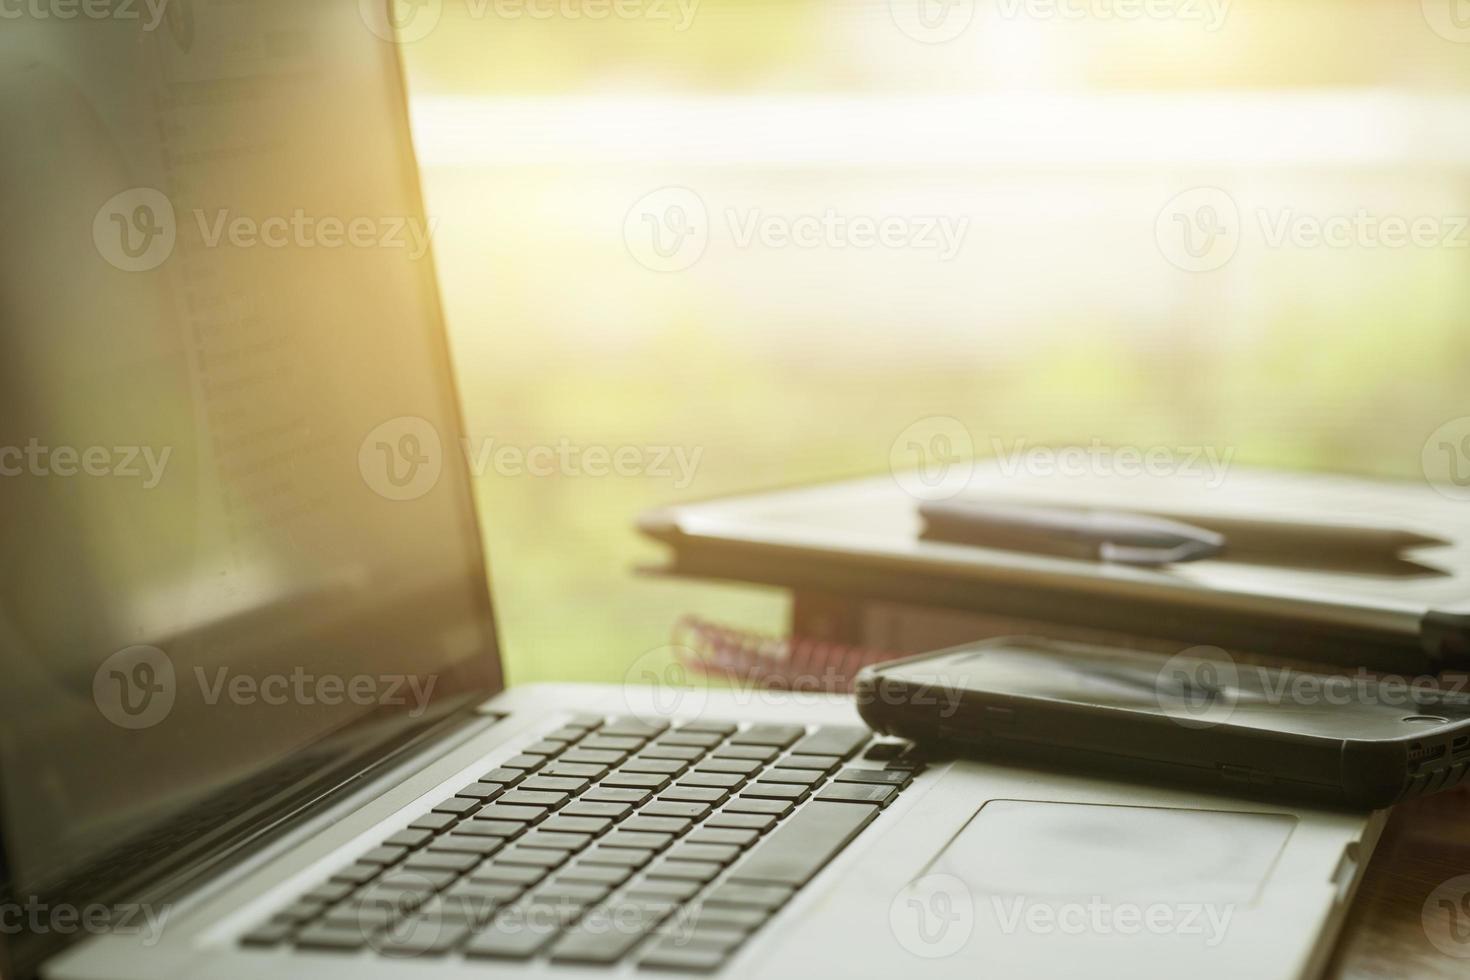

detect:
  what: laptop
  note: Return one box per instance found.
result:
[0,5,1381,979]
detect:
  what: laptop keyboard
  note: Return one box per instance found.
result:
[240,715,922,972]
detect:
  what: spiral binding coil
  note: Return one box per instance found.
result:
[670,615,911,692]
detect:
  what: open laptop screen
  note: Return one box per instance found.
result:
[0,0,501,935]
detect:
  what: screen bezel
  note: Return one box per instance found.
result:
[0,12,504,974]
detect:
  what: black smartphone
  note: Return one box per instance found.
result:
[854,637,1470,809]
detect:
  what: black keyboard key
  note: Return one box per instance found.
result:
[371,917,471,956]
[861,740,909,762]
[627,878,703,901]
[546,725,590,742]
[659,786,728,805]
[566,713,606,728]
[581,846,654,869]
[677,720,738,735]
[377,868,460,891]
[404,850,481,874]
[817,783,897,806]
[834,767,911,786]
[455,781,506,801]
[788,726,869,759]
[357,845,407,866]
[685,904,768,931]
[639,939,730,972]
[469,863,548,887]
[686,826,758,847]
[558,863,635,887]
[779,754,841,772]
[459,819,525,838]
[549,899,672,964]
[383,829,433,849]
[428,834,505,856]
[270,901,322,924]
[738,782,808,802]
[294,923,370,951]
[476,804,548,823]
[562,748,626,766]
[523,740,568,756]
[521,775,589,794]
[646,859,721,883]
[581,735,645,752]
[644,800,712,820]
[724,797,793,817]
[531,881,612,909]
[656,731,723,748]
[603,829,675,851]
[498,790,569,808]
[678,772,743,790]
[602,771,671,791]
[431,796,480,817]
[463,915,559,960]
[704,811,777,833]
[696,757,761,776]
[704,881,795,911]
[755,768,823,786]
[562,800,634,820]
[729,800,878,888]
[583,786,652,805]
[542,814,614,835]
[240,920,295,947]
[667,842,740,864]
[302,881,355,904]
[622,757,687,776]
[329,862,381,885]
[479,767,526,786]
[496,846,570,869]
[518,830,592,852]
[502,754,547,771]
[622,815,691,835]
[408,812,456,833]
[713,744,779,762]
[640,743,706,762]
[542,762,608,780]
[728,724,804,748]
[600,718,668,738]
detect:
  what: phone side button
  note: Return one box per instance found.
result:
[1218,764,1271,787]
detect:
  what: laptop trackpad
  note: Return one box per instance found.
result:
[931,799,1296,906]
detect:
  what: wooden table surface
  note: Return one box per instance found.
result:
[1326,786,1470,978]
